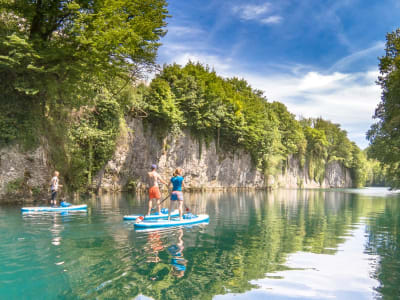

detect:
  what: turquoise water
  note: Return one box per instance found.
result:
[1,188,400,299]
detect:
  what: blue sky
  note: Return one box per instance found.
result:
[157,0,400,148]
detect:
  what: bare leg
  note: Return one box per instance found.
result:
[178,201,183,220]
[168,200,173,220]
[147,199,153,216]
[156,198,161,214]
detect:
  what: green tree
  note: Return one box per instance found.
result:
[367,29,400,189]
[0,0,168,126]
[0,0,168,190]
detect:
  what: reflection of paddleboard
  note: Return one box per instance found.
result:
[123,209,179,220]
[134,214,209,228]
[21,204,87,212]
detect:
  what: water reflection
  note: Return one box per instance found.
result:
[215,224,379,300]
[145,231,164,263]
[168,229,186,278]
[1,188,400,299]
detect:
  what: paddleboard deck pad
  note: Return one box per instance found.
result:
[134,214,209,228]
[21,204,88,212]
[124,209,179,220]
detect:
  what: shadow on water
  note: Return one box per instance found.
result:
[0,188,399,299]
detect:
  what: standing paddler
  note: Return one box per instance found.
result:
[147,164,168,215]
[49,171,62,207]
[168,168,185,220]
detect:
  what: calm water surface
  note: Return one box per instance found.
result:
[1,188,400,299]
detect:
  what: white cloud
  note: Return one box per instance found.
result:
[232,3,271,20]
[167,26,205,37]
[169,52,233,73]
[298,72,350,91]
[329,41,385,72]
[260,15,282,24]
[232,3,282,25]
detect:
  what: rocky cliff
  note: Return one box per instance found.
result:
[0,143,51,202]
[0,117,353,201]
[94,117,353,191]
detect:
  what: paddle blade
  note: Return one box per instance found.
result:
[185,207,189,212]
[135,216,144,223]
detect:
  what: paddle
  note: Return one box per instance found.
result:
[135,193,171,223]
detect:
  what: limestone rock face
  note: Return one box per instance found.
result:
[0,118,354,200]
[93,118,265,191]
[0,143,51,202]
[94,118,353,191]
[324,161,353,188]
[274,156,353,189]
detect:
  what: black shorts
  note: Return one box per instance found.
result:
[51,191,57,201]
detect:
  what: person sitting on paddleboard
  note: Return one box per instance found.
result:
[168,168,185,220]
[147,164,168,215]
[50,171,62,207]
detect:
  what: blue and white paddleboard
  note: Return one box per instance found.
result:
[21,204,87,212]
[134,214,209,228]
[123,209,179,221]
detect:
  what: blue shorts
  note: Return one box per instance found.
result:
[171,191,183,201]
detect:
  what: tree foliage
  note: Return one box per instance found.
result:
[367,29,400,189]
[0,0,168,191]
[0,0,168,106]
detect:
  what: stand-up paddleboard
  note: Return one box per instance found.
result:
[134,214,209,229]
[21,204,87,212]
[123,209,179,220]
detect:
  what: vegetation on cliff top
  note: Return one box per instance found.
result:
[143,62,370,187]
[0,1,384,191]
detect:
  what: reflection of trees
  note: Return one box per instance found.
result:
[59,190,388,299]
[133,190,386,300]
[365,198,400,298]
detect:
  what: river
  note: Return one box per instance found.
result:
[1,188,399,299]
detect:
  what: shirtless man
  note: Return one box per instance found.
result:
[147,164,167,215]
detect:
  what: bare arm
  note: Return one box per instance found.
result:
[158,174,168,185]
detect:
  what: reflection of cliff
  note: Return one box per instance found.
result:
[93,118,353,192]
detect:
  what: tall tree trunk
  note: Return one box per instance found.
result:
[29,0,43,40]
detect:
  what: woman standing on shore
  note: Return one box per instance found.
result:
[168,168,185,220]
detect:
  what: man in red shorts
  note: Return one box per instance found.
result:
[147,164,167,215]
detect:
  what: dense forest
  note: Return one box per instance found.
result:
[0,0,385,192]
